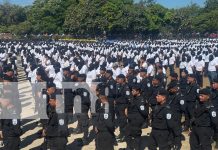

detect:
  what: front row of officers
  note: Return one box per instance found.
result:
[0,72,218,150]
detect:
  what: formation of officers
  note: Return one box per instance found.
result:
[0,39,217,150]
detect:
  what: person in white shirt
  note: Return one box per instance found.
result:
[169,53,175,74]
[179,56,187,78]
[147,59,155,80]
[208,55,217,84]
[186,56,194,75]
[194,56,205,87]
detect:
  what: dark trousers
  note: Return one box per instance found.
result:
[95,132,114,150]
[115,106,127,137]
[3,137,20,150]
[184,101,195,128]
[196,71,203,87]
[148,129,171,150]
[169,64,175,75]
[77,113,89,139]
[190,126,213,150]
[45,137,67,150]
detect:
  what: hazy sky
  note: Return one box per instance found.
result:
[0,0,206,8]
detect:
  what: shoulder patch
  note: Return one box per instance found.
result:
[110,85,113,89]
[180,100,185,105]
[104,114,109,119]
[196,89,199,93]
[126,91,130,96]
[43,94,47,99]
[147,83,151,87]
[212,111,216,117]
[83,92,87,97]
[59,119,64,125]
[140,105,145,111]
[166,113,171,120]
[12,119,17,125]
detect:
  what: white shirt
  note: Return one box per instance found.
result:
[186,61,194,74]
[147,65,155,76]
[195,60,205,72]
[169,56,175,65]
[208,59,217,72]
[53,72,63,89]
[179,62,187,69]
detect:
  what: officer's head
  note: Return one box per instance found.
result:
[156,89,168,104]
[187,74,196,84]
[167,82,179,94]
[157,66,163,74]
[63,67,70,77]
[181,70,188,78]
[117,74,125,84]
[77,74,86,82]
[152,76,160,86]
[100,66,106,75]
[139,69,147,78]
[128,65,134,74]
[49,93,57,107]
[170,73,178,81]
[212,78,218,90]
[47,82,56,95]
[199,88,211,102]
[105,70,113,79]
[131,84,141,97]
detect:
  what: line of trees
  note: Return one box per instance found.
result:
[0,0,218,38]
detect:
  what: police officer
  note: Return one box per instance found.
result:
[139,68,152,98]
[183,74,200,131]
[211,78,218,148]
[148,89,181,150]
[179,70,188,95]
[190,88,218,150]
[114,74,130,142]
[125,84,149,150]
[74,74,91,145]
[43,93,69,150]
[148,76,164,110]
[94,88,115,150]
[0,95,22,150]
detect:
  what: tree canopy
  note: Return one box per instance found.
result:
[0,0,217,38]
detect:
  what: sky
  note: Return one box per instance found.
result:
[0,0,206,8]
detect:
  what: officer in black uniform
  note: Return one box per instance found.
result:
[179,70,188,95]
[94,88,115,150]
[114,74,130,142]
[0,84,22,150]
[126,65,137,90]
[74,74,91,145]
[105,70,116,104]
[139,68,152,98]
[211,78,218,148]
[148,76,164,110]
[43,93,69,150]
[148,89,181,150]
[125,84,149,150]
[190,88,218,150]
[183,74,200,131]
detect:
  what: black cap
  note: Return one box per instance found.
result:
[153,75,161,81]
[188,74,196,78]
[199,88,211,95]
[47,82,56,89]
[3,74,13,81]
[100,66,106,71]
[181,69,188,74]
[140,68,147,73]
[157,88,168,96]
[63,67,70,72]
[78,74,87,79]
[167,81,178,90]
[213,78,218,83]
[170,73,178,78]
[117,74,125,79]
[132,84,141,91]
[106,70,113,76]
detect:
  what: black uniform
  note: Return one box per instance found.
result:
[126,95,149,150]
[95,102,115,150]
[115,83,130,139]
[0,107,22,150]
[190,101,218,150]
[184,82,199,128]
[149,103,181,150]
[44,106,69,150]
[148,84,164,110]
[211,88,218,146]
[74,87,91,142]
